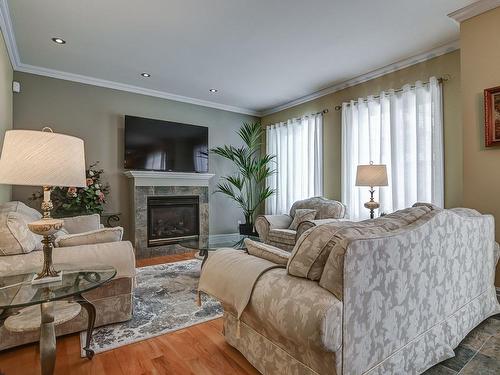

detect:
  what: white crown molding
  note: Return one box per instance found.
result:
[0,0,20,68]
[0,0,260,116]
[448,0,500,23]
[14,62,261,116]
[260,40,460,116]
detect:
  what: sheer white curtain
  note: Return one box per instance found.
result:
[266,114,323,214]
[342,77,443,220]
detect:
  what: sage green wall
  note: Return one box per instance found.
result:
[261,50,463,209]
[0,30,13,203]
[12,72,257,237]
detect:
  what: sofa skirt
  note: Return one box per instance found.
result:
[223,312,339,375]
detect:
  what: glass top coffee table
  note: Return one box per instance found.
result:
[180,234,261,266]
[0,266,116,375]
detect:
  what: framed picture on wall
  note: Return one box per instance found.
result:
[484,85,500,147]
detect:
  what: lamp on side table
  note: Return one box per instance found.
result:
[355,162,388,219]
[0,128,86,283]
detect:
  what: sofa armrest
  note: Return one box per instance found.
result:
[0,241,136,281]
[255,214,292,243]
[242,268,343,352]
[61,213,101,234]
[54,227,123,247]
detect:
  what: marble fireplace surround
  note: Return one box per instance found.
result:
[125,171,214,259]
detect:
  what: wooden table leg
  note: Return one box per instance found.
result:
[75,294,96,359]
[40,302,56,375]
[199,248,209,267]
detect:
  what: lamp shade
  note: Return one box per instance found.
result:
[355,164,388,187]
[0,129,86,187]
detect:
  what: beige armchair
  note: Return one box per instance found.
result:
[255,196,346,251]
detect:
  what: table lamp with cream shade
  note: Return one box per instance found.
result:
[356,162,388,219]
[0,128,86,283]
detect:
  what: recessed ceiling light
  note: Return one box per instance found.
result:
[51,37,66,45]
[141,72,151,78]
[209,88,218,93]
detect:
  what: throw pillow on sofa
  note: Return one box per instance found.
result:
[55,227,123,247]
[0,211,42,255]
[244,239,290,265]
[62,213,101,234]
[288,209,317,231]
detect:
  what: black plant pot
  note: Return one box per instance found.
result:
[239,223,257,236]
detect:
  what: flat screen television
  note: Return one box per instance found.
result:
[124,115,208,173]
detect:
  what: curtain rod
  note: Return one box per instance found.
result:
[265,109,328,127]
[333,75,450,111]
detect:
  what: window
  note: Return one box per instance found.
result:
[342,77,444,219]
[266,113,323,214]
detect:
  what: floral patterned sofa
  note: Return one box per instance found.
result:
[255,197,347,251]
[204,204,500,375]
[0,201,135,351]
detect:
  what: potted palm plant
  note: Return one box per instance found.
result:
[211,121,275,235]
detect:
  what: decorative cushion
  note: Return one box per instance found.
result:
[319,206,433,300]
[0,201,42,221]
[244,239,290,265]
[0,212,41,255]
[55,227,123,247]
[268,229,297,245]
[287,220,358,280]
[289,209,317,230]
[62,214,101,234]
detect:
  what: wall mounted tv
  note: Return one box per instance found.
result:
[124,115,208,173]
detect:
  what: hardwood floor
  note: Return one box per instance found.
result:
[0,253,259,375]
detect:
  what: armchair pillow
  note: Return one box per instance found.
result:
[288,209,317,230]
[244,239,290,266]
[62,214,101,234]
[54,227,123,247]
[0,211,42,255]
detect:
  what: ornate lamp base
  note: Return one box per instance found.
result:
[364,187,380,219]
[28,218,64,284]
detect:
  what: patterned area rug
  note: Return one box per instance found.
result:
[80,259,223,355]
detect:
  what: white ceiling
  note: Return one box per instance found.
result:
[3,0,476,115]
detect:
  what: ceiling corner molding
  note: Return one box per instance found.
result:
[261,40,460,117]
[448,0,500,23]
[0,0,259,117]
[0,0,20,69]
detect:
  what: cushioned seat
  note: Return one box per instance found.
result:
[268,228,296,246]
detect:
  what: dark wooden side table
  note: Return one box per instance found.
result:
[0,266,116,375]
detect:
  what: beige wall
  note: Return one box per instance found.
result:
[460,6,500,285]
[12,72,257,237]
[262,50,463,209]
[0,30,13,203]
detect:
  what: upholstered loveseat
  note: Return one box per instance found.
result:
[199,205,500,375]
[0,201,135,351]
[255,197,346,251]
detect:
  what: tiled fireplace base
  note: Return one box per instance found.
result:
[132,185,209,259]
[125,170,214,259]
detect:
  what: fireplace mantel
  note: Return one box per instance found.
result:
[124,170,215,187]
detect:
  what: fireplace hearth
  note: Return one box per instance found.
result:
[147,196,200,246]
